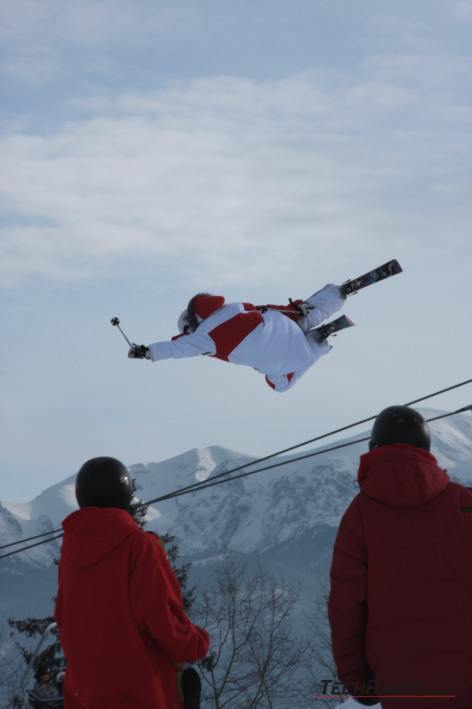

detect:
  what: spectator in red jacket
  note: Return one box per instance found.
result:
[328,406,472,708]
[55,457,209,708]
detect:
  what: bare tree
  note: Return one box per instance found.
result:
[193,556,310,708]
[301,581,340,709]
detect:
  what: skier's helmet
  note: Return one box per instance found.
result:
[75,457,133,509]
[178,309,190,334]
[369,406,431,451]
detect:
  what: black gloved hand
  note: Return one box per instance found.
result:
[200,653,216,672]
[181,667,201,709]
[128,344,150,359]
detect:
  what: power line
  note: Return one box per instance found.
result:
[406,378,472,406]
[134,377,472,506]
[1,377,471,553]
[143,407,471,504]
[0,530,65,550]
[135,380,472,506]
[0,534,63,561]
[1,405,470,561]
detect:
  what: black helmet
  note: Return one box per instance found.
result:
[369,406,431,451]
[75,457,133,509]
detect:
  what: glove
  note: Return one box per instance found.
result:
[128,344,151,359]
[181,667,201,709]
[200,653,216,672]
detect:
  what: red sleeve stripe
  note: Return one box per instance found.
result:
[209,312,263,361]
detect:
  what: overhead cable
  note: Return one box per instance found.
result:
[137,382,472,504]
[1,377,471,554]
[1,405,470,561]
[0,534,63,561]
[143,407,471,504]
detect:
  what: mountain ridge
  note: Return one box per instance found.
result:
[2,408,471,561]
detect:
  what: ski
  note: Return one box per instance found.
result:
[311,314,355,342]
[340,259,403,296]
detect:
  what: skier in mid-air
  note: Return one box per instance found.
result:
[128,284,349,392]
[125,260,402,392]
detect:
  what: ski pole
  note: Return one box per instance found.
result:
[110,317,134,348]
[256,305,314,316]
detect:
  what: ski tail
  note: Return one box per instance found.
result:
[341,259,403,296]
[310,314,355,342]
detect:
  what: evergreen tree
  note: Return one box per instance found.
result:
[8,613,63,706]
[129,479,148,528]
[159,532,196,612]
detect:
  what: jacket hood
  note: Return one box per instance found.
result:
[192,294,225,320]
[357,443,449,509]
[61,507,140,569]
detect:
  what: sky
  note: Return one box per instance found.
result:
[1,0,471,502]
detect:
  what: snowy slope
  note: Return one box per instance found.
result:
[336,700,381,708]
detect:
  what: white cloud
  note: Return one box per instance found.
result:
[1,63,471,287]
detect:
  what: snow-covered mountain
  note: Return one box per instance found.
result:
[4,408,472,560]
[1,408,472,702]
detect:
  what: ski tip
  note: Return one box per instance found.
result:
[388,259,403,274]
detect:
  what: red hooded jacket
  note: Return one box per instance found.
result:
[328,444,472,708]
[55,508,209,708]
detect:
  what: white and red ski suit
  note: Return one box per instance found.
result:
[148,284,345,392]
